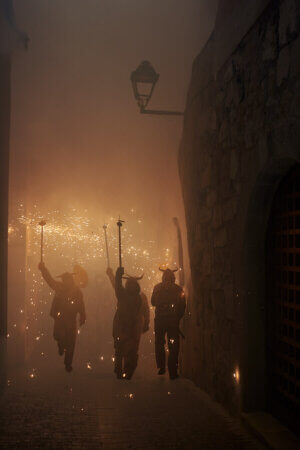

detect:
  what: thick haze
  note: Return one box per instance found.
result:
[10,0,217,255]
[7,0,218,367]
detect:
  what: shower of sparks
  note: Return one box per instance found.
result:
[8,203,178,361]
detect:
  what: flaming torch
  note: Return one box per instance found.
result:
[117,217,125,268]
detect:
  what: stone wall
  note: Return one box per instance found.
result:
[179,0,300,414]
[0,44,11,394]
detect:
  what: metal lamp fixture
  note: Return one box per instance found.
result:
[130,61,184,116]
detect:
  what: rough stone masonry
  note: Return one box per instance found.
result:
[179,0,300,416]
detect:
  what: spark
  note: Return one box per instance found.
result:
[9,204,178,355]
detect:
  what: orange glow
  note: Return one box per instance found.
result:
[233,368,240,383]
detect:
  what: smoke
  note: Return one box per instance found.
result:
[7,0,218,363]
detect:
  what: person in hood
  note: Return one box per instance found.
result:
[38,262,86,372]
[106,266,149,380]
[151,268,186,379]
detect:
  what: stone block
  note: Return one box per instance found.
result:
[212,205,223,229]
[277,46,290,86]
[197,205,212,223]
[199,157,212,189]
[262,21,277,62]
[224,284,235,320]
[218,119,230,144]
[290,35,300,78]
[214,227,227,248]
[230,149,239,180]
[222,197,237,222]
[244,118,255,149]
[258,133,268,168]
[202,249,212,275]
[206,189,217,208]
[279,0,298,47]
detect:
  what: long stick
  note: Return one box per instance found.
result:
[117,217,125,267]
[103,224,110,267]
[39,220,46,263]
[173,217,184,287]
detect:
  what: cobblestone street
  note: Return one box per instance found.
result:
[0,348,265,450]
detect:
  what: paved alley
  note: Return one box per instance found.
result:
[0,350,265,450]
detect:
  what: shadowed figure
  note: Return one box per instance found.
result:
[151,268,186,379]
[38,262,86,372]
[106,267,149,380]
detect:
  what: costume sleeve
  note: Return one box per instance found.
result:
[141,293,150,331]
[115,267,125,300]
[77,290,86,325]
[151,285,159,307]
[177,288,186,320]
[107,271,115,289]
[40,266,61,291]
[50,297,60,318]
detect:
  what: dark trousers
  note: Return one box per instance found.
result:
[154,318,179,376]
[114,337,139,379]
[54,319,77,368]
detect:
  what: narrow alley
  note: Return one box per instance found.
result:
[0,351,265,449]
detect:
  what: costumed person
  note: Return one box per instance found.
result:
[106,266,149,380]
[38,262,86,372]
[151,268,186,379]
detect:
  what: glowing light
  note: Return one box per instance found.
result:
[233,368,240,383]
[87,362,92,370]
[9,204,178,356]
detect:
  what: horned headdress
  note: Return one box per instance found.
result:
[159,267,178,273]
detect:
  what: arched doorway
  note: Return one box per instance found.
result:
[266,164,300,433]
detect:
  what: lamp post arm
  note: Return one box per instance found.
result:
[140,107,184,116]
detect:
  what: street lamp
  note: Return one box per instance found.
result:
[130,61,184,116]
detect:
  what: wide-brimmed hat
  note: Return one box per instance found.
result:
[73,264,89,288]
[122,273,144,281]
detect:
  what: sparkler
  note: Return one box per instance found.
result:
[39,220,46,263]
[7,203,180,361]
[103,224,110,267]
